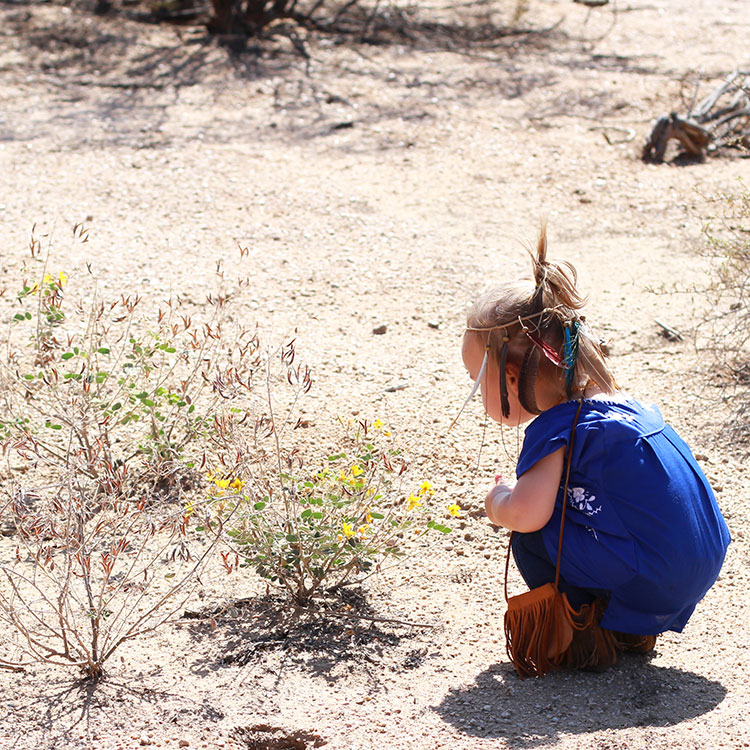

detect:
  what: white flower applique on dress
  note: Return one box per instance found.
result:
[566,486,602,540]
[567,486,602,517]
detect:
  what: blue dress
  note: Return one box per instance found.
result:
[516,396,731,635]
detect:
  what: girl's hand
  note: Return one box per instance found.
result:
[486,481,513,525]
[485,447,565,532]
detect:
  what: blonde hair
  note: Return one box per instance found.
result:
[465,226,616,411]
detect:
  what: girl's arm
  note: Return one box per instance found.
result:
[485,446,565,532]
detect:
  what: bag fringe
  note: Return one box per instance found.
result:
[505,587,617,678]
[504,583,574,678]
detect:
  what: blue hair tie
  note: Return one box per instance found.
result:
[564,321,580,394]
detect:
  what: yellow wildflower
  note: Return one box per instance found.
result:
[338,469,349,482]
[350,464,363,478]
[184,503,195,517]
[214,478,231,490]
[229,477,244,492]
[43,273,53,284]
[365,510,374,524]
[373,418,384,430]
[342,522,355,538]
[407,494,422,511]
[358,524,370,537]
[418,481,434,497]
[447,504,461,517]
[58,271,68,287]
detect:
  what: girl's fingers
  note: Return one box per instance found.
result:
[495,474,503,484]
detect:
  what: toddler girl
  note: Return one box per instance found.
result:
[461,228,730,672]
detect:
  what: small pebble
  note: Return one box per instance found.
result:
[372,325,387,335]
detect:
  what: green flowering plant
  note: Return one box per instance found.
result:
[206,347,454,606]
[0,229,256,678]
[0,229,260,490]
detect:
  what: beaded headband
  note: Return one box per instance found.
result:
[450,308,581,428]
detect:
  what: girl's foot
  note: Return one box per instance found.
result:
[562,600,619,673]
[608,631,658,654]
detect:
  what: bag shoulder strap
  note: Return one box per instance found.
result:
[554,396,584,587]
[504,397,585,600]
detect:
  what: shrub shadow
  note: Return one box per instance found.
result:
[0,0,565,149]
[5,673,215,746]
[1,0,664,151]
[435,657,727,747]
[181,588,427,682]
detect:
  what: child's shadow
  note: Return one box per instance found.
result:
[435,656,727,747]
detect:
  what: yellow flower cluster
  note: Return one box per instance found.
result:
[338,507,376,542]
[48,271,68,287]
[405,480,435,512]
[206,471,244,493]
[338,463,365,485]
[372,418,391,436]
[27,271,68,295]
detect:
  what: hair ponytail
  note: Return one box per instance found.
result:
[466,225,618,402]
[530,224,586,316]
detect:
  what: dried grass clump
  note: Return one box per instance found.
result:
[699,182,750,441]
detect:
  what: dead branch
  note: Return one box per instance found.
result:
[643,70,750,163]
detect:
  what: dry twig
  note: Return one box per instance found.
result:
[643,70,750,162]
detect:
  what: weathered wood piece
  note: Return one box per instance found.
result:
[643,70,750,163]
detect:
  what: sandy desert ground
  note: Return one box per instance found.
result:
[0,0,749,747]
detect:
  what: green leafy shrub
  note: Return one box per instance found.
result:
[0,228,254,677]
[0,227,260,492]
[207,345,455,606]
[0,227,455,678]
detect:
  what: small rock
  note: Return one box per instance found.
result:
[427,320,443,329]
[372,324,387,335]
[178,741,190,748]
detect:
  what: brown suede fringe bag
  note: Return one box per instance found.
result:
[503,397,609,678]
